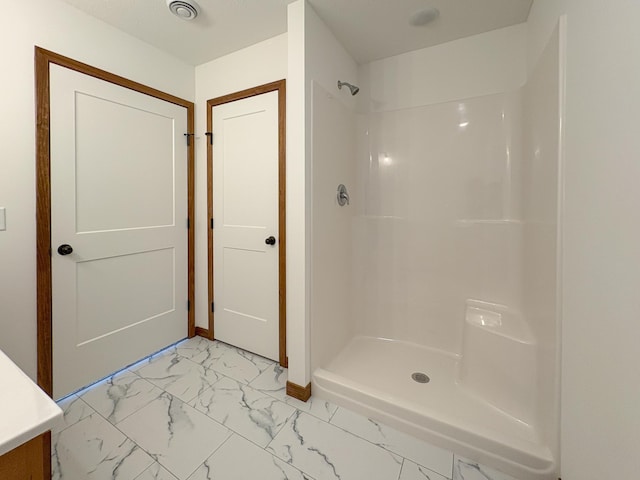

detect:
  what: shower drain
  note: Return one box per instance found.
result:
[411,372,430,384]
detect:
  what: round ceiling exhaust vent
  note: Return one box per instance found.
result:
[166,0,200,21]
[409,7,440,27]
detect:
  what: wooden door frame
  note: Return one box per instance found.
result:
[35,47,196,398]
[204,80,287,367]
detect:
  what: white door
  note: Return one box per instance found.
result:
[50,65,188,399]
[213,91,280,361]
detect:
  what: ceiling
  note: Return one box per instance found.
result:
[58,0,533,66]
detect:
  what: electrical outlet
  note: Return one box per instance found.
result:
[0,207,5,231]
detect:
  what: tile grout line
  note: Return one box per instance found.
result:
[109,392,230,480]
[244,368,338,424]
[62,356,230,480]
[119,381,314,480]
[131,462,178,480]
[79,373,166,426]
[329,407,455,479]
[397,458,407,480]
[328,404,339,422]
[302,408,452,480]
[304,410,404,462]
[175,339,314,477]
[52,394,95,436]
[179,343,274,387]
[54,339,205,478]
[56,337,459,480]
[257,425,320,480]
[267,409,407,480]
[56,394,161,478]
[188,379,300,454]
[181,428,235,480]
[261,410,318,478]
[246,371,450,479]
[121,353,296,477]
[262,405,299,452]
[251,394,299,450]
[130,347,242,407]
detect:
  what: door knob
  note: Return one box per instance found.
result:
[57,244,73,255]
[265,236,276,246]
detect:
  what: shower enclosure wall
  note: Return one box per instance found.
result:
[310,22,562,480]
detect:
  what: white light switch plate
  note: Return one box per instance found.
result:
[0,208,5,231]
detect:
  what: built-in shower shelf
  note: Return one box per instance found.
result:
[464,299,534,344]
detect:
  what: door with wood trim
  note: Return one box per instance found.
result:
[49,64,189,399]
[210,86,285,362]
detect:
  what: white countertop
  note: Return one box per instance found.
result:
[0,349,62,456]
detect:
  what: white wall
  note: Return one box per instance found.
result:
[193,34,288,333]
[306,2,359,375]
[0,0,194,380]
[360,23,527,113]
[528,2,640,478]
[310,83,356,373]
[285,0,308,386]
[305,9,359,114]
[288,0,358,384]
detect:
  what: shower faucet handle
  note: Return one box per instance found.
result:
[337,184,350,206]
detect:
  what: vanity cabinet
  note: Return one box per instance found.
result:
[0,349,61,480]
[0,432,49,479]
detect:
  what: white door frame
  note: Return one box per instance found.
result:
[35,47,196,400]
[205,80,287,367]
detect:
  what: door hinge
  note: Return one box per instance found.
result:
[187,218,191,229]
[205,132,213,145]
[187,300,191,311]
[211,302,214,313]
[184,133,194,146]
[210,218,214,229]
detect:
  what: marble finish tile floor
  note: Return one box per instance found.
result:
[53,337,519,480]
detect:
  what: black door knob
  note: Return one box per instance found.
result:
[57,244,73,255]
[265,236,276,246]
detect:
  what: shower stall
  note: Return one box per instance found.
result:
[308,22,563,480]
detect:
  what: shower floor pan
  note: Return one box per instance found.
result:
[313,336,555,480]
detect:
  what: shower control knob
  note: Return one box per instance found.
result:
[265,236,276,246]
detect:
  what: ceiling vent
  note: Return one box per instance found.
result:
[166,0,200,21]
[409,7,440,27]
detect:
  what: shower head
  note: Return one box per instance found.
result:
[337,80,360,96]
